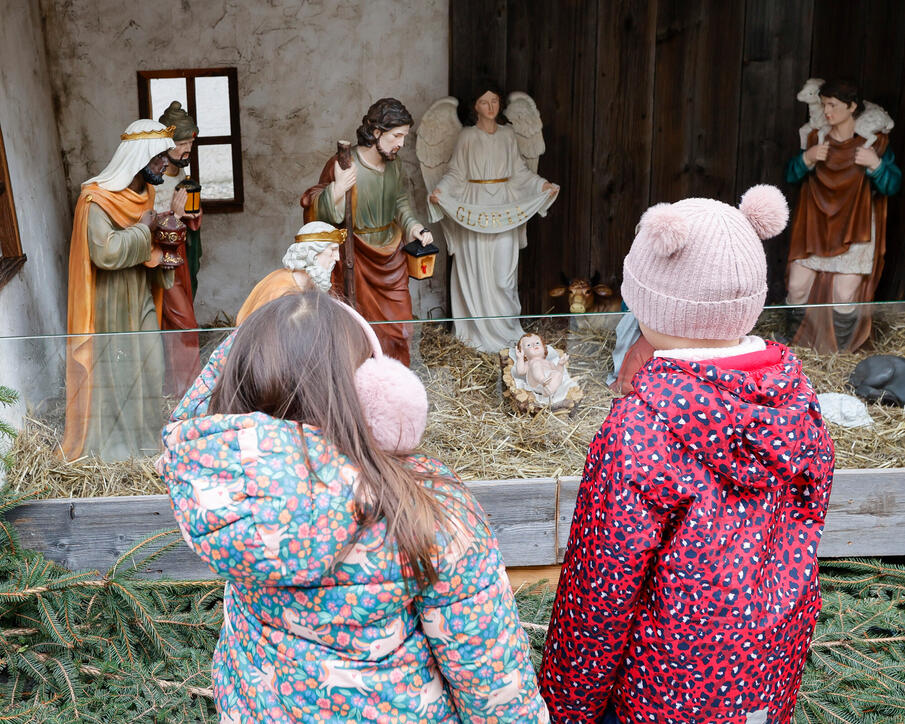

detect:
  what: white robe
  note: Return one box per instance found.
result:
[434,125,553,352]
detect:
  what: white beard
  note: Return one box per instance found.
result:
[306,263,333,292]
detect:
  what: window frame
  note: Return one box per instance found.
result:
[136,67,244,213]
[0,124,26,291]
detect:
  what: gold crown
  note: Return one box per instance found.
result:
[120,125,176,141]
[294,228,347,244]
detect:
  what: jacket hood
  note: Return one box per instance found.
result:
[162,411,364,586]
[631,343,827,489]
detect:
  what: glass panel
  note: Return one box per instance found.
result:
[198,144,234,200]
[2,302,904,498]
[195,76,231,136]
[149,77,187,123]
[0,329,232,487]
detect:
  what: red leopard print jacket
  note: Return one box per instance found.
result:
[540,342,834,724]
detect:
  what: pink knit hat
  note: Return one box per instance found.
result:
[621,185,788,340]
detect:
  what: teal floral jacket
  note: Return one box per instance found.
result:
[160,335,548,722]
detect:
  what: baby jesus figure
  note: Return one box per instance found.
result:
[515,333,570,397]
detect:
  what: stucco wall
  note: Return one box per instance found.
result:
[39,0,450,325]
[0,0,73,432]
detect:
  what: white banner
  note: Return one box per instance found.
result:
[433,189,557,233]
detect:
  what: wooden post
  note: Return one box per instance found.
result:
[337,140,355,307]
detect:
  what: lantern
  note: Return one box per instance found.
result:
[175,177,202,214]
[403,240,440,280]
[153,212,187,269]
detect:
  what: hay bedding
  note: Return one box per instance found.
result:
[6,313,905,499]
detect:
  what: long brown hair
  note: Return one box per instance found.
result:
[209,291,451,587]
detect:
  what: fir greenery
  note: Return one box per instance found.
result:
[514,564,905,724]
[0,489,221,723]
[0,386,18,473]
[0,484,903,722]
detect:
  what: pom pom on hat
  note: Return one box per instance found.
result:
[355,357,428,453]
[639,203,690,256]
[739,184,789,240]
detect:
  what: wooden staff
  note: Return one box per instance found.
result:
[337,140,356,306]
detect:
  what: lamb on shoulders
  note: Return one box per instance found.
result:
[796,77,895,150]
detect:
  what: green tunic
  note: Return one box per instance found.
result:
[314,149,420,247]
[83,204,173,461]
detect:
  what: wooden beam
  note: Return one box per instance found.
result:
[557,469,905,561]
[5,469,905,580]
[466,478,558,567]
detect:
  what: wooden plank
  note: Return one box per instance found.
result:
[448,0,508,110]
[3,479,558,578]
[467,478,558,566]
[506,565,561,590]
[557,470,905,560]
[649,0,700,204]
[650,0,744,204]
[809,0,864,86]
[590,0,657,286]
[556,476,581,563]
[818,468,905,557]
[810,0,905,302]
[736,0,814,303]
[7,470,904,581]
[5,495,214,580]
[687,0,745,202]
[513,0,599,313]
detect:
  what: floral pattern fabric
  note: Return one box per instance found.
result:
[161,334,548,722]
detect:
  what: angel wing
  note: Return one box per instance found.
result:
[416,97,463,200]
[505,92,545,172]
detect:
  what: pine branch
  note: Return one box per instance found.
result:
[0,386,18,407]
[31,652,213,700]
[105,529,182,579]
[814,634,905,647]
[521,621,548,632]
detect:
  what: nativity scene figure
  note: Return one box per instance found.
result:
[62,119,178,461]
[417,84,559,353]
[300,97,433,367]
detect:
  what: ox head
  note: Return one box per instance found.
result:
[549,272,615,313]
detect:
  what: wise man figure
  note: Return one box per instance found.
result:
[236,221,345,324]
[62,119,176,461]
[300,97,432,366]
[153,101,203,396]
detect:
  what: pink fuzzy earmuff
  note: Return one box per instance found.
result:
[333,300,428,453]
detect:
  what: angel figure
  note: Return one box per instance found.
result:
[417,82,559,352]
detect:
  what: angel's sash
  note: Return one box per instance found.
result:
[432,189,557,233]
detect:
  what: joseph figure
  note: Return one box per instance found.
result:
[300,97,433,366]
[62,119,176,461]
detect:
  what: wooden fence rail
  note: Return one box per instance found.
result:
[5,469,905,580]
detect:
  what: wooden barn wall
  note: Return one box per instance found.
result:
[450,0,905,313]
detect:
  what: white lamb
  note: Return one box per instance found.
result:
[796,77,826,149]
[855,100,895,149]
[797,78,895,149]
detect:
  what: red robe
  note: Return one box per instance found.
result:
[161,212,201,397]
